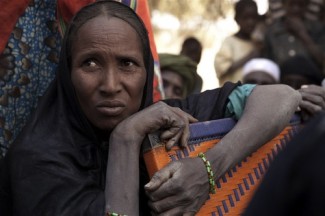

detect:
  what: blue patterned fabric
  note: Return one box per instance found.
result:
[0,0,61,157]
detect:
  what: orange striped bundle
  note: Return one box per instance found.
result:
[142,116,302,216]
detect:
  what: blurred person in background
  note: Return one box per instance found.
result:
[242,57,325,123]
[263,0,325,72]
[280,55,325,122]
[180,36,203,93]
[180,36,203,65]
[214,0,263,86]
[280,55,324,90]
[159,53,199,99]
[242,58,280,85]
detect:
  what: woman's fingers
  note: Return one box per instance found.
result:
[171,107,198,148]
[160,124,183,140]
[144,173,167,192]
[145,162,181,198]
[157,106,197,149]
[173,108,198,148]
[159,126,188,150]
[165,130,183,150]
[172,107,198,124]
[148,194,197,215]
[128,102,197,149]
[146,158,210,215]
[148,186,203,215]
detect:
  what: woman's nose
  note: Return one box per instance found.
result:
[99,67,122,95]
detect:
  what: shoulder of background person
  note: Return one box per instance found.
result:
[264,18,286,36]
[221,35,238,44]
[304,19,325,39]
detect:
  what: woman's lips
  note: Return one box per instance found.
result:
[96,101,125,116]
[96,106,124,116]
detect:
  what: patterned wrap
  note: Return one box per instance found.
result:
[0,0,61,157]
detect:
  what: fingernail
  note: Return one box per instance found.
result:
[145,182,151,188]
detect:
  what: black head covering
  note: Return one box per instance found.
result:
[0,1,154,215]
[280,55,324,86]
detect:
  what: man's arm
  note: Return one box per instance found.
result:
[206,84,301,179]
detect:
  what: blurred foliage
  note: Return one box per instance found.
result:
[148,0,234,21]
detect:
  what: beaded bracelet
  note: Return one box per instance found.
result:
[198,152,216,194]
[106,212,127,216]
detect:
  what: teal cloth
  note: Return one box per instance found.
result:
[225,84,256,120]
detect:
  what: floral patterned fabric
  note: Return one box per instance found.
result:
[0,0,61,157]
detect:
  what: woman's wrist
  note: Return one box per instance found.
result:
[110,121,143,152]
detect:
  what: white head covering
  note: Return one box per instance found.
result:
[243,58,280,82]
[322,78,325,88]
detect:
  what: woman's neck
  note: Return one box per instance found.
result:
[92,126,112,144]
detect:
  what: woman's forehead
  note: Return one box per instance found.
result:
[73,16,142,50]
[78,16,136,36]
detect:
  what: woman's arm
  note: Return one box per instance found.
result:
[105,129,142,215]
[104,102,197,215]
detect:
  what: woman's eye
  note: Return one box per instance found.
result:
[121,59,135,67]
[83,59,97,68]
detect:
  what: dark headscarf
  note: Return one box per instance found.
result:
[159,53,198,94]
[0,1,154,215]
[280,55,324,86]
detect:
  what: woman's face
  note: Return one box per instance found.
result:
[71,16,146,131]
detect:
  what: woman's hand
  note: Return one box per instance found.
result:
[298,85,325,121]
[106,102,197,215]
[112,101,198,151]
[144,157,210,215]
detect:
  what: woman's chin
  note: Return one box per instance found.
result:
[94,118,123,132]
